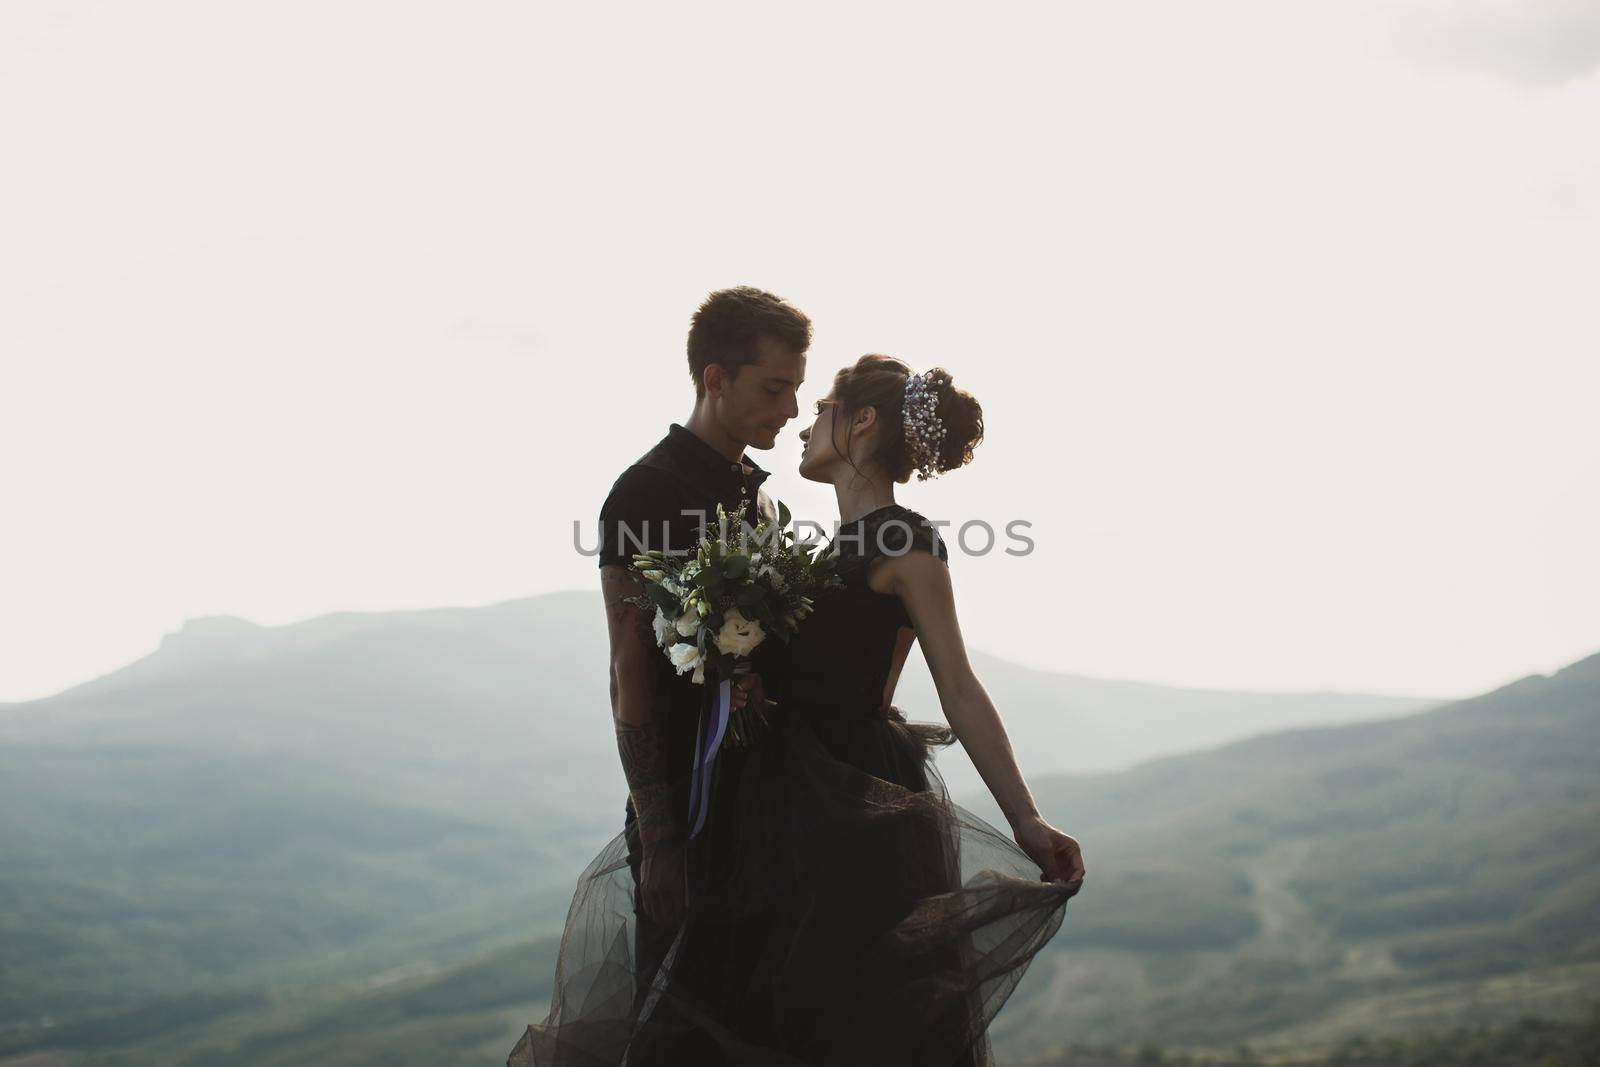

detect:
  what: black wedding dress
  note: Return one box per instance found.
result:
[508,504,1074,1067]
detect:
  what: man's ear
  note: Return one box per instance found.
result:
[702,363,725,398]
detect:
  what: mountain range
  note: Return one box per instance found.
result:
[1,592,1593,1064]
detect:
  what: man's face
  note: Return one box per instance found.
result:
[713,335,806,451]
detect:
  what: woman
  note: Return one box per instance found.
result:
[510,355,1084,1067]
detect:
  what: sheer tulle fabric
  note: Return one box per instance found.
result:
[507,693,1073,1067]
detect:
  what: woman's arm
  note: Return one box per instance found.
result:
[881,551,1086,889]
[882,552,1038,828]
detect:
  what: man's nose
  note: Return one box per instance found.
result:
[782,390,800,420]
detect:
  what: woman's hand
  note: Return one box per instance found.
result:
[729,671,763,713]
[1014,817,1085,896]
[727,671,769,746]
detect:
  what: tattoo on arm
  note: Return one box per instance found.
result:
[602,566,660,647]
[616,714,677,847]
[629,610,656,648]
[602,562,680,847]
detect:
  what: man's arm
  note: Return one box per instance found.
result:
[601,562,678,848]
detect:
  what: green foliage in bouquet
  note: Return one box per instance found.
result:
[630,500,840,688]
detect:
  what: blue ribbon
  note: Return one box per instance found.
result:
[682,670,734,907]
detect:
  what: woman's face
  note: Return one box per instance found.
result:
[796,393,841,483]
[798,392,879,483]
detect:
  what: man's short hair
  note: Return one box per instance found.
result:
[686,286,812,397]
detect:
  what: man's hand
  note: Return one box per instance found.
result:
[639,837,685,928]
[1013,817,1086,896]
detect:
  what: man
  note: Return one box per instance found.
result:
[596,285,810,1013]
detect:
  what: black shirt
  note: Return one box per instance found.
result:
[597,423,779,823]
[597,423,775,570]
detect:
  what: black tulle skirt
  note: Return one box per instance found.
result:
[508,690,1074,1067]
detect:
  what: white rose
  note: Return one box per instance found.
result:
[652,607,676,648]
[667,641,703,675]
[714,608,766,658]
[674,610,700,638]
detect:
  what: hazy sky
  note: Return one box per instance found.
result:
[2,0,1597,703]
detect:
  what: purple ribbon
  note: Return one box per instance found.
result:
[683,670,733,907]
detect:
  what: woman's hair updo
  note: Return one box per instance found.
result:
[829,354,985,484]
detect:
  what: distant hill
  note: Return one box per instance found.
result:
[3,591,1581,1066]
[0,587,1438,798]
[894,645,1439,797]
[972,650,1600,1060]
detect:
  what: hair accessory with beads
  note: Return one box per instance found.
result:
[902,370,947,481]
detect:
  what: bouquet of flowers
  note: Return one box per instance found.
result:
[632,500,840,744]
[632,500,840,863]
